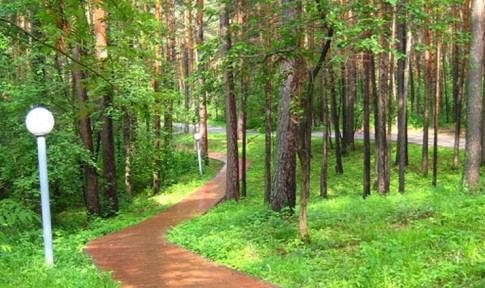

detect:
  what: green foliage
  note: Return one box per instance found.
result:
[168,136,485,288]
[0,199,39,253]
[0,156,223,287]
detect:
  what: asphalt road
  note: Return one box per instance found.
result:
[175,123,465,149]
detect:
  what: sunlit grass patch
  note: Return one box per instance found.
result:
[1,152,223,288]
[168,135,485,288]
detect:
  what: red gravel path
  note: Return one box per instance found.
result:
[84,152,276,288]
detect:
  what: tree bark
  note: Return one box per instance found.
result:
[422,4,433,176]
[264,73,272,203]
[94,1,118,215]
[321,69,329,198]
[220,1,240,201]
[195,0,208,164]
[271,0,304,212]
[152,0,162,194]
[363,49,372,198]
[453,0,471,168]
[330,62,344,174]
[123,110,132,198]
[271,59,297,211]
[463,0,484,187]
[375,2,390,195]
[433,42,442,186]
[340,63,348,155]
[260,1,272,203]
[396,0,407,193]
[297,15,332,242]
[164,0,175,141]
[343,9,356,152]
[72,46,100,216]
[376,49,388,195]
[237,0,249,198]
[344,57,356,151]
[183,7,191,133]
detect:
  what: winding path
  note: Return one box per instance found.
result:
[84,152,275,288]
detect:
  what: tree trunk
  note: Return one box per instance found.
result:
[237,0,249,198]
[72,46,100,216]
[422,4,433,176]
[297,15,332,242]
[260,1,272,203]
[345,57,356,151]
[100,94,118,215]
[321,69,329,198]
[363,49,371,198]
[375,5,390,195]
[220,1,240,201]
[153,0,162,194]
[453,0,471,168]
[433,42,442,186]
[330,62,344,174]
[343,7,356,153]
[396,0,407,193]
[463,0,484,187]
[271,0,304,212]
[482,56,485,165]
[410,48,416,114]
[376,48,388,195]
[271,59,297,211]
[183,8,191,133]
[340,63,348,155]
[94,1,118,215]
[123,110,132,198]
[195,0,208,164]
[164,0,175,141]
[264,72,272,202]
[415,52,421,114]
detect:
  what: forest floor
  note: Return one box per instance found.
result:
[85,126,467,287]
[84,152,276,288]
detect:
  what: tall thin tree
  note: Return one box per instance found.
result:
[94,0,119,215]
[296,2,332,241]
[220,1,239,201]
[432,41,442,186]
[72,45,100,216]
[195,0,208,164]
[152,0,162,194]
[422,4,433,176]
[396,0,407,193]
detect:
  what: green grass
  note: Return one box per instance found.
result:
[0,149,223,288]
[167,134,485,288]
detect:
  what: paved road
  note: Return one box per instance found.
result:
[176,123,465,150]
[84,153,276,288]
[311,130,465,149]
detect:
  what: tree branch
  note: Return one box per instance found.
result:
[0,17,115,88]
[311,27,334,79]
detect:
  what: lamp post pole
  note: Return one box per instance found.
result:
[25,107,55,265]
[36,135,53,265]
[194,133,203,175]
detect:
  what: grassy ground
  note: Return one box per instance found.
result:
[0,141,223,288]
[167,134,485,288]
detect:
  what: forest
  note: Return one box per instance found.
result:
[0,0,484,287]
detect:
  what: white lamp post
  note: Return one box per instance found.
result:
[194,133,203,175]
[25,107,55,265]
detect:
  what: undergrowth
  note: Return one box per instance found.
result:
[0,143,223,288]
[167,134,485,288]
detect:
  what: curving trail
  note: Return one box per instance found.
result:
[84,152,276,288]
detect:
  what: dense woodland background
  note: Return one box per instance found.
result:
[0,0,484,250]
